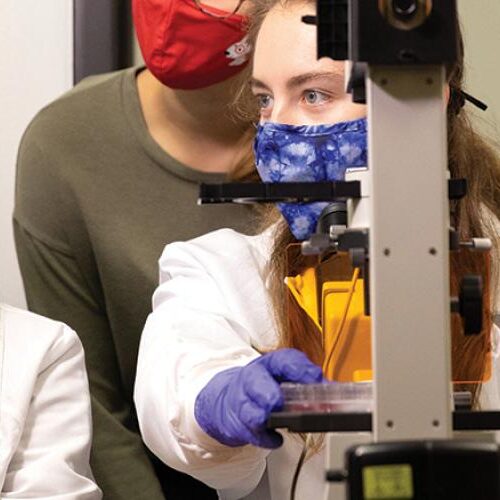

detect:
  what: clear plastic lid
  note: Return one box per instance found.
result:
[281,381,373,413]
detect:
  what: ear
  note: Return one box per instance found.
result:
[444,83,451,104]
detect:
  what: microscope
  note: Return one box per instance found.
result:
[199,1,500,497]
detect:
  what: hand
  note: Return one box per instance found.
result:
[194,348,323,449]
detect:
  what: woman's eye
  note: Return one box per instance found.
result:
[256,94,273,110]
[303,90,329,105]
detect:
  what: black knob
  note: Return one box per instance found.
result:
[316,202,347,235]
[459,275,483,335]
[392,0,418,19]
[326,469,348,483]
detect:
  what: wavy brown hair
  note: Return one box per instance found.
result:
[243,0,500,406]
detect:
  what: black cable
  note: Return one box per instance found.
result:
[290,434,312,500]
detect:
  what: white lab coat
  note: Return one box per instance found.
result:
[135,228,500,500]
[0,303,101,499]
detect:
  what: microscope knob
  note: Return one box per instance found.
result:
[459,275,483,335]
[350,248,366,268]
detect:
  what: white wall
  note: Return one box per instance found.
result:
[133,30,144,66]
[458,0,500,137]
[0,1,73,308]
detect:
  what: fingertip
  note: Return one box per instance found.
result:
[301,366,324,383]
[267,349,324,383]
[281,348,308,363]
[281,362,323,384]
[251,430,283,449]
[267,430,284,449]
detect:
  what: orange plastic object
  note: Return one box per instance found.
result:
[286,250,371,382]
[322,271,372,381]
[285,245,492,384]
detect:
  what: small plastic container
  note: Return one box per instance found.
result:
[281,381,373,413]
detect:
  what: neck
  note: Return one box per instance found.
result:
[138,69,252,174]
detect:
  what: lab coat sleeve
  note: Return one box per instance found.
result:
[2,325,101,499]
[135,237,272,496]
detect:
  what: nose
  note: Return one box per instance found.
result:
[269,100,296,125]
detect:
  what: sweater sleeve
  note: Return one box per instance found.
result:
[13,221,168,499]
[14,117,169,499]
[135,234,274,497]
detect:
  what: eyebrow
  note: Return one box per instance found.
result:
[250,71,344,91]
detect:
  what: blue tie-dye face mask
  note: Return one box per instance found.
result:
[254,117,368,240]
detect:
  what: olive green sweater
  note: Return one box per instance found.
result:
[14,67,257,500]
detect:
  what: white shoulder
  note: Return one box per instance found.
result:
[158,228,274,284]
[0,303,82,372]
[161,227,273,261]
[0,304,99,498]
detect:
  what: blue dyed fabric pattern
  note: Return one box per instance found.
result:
[254,117,368,240]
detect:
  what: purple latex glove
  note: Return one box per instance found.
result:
[194,348,323,449]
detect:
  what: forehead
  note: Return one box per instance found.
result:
[253,2,340,82]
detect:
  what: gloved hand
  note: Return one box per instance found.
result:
[194,348,323,449]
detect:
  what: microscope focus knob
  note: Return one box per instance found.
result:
[459,275,483,335]
[392,0,418,19]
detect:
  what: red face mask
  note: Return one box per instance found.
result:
[132,0,251,90]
